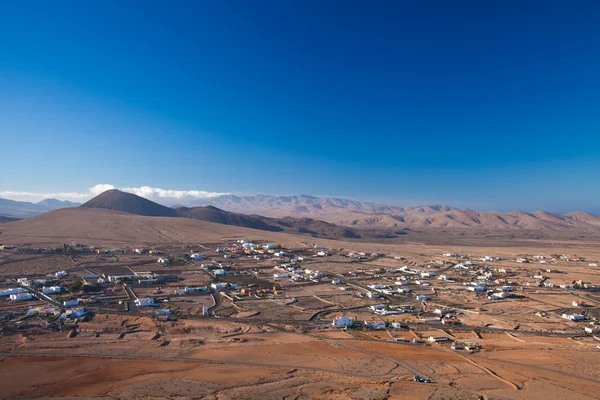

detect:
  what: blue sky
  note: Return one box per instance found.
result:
[1,1,599,212]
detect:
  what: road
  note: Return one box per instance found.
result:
[123,285,139,314]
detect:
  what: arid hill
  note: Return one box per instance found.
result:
[80,189,178,217]
[0,208,305,246]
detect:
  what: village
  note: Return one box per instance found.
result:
[2,238,600,356]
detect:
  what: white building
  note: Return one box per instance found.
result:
[331,279,343,285]
[190,253,203,260]
[65,307,87,318]
[134,248,145,254]
[364,321,386,330]
[416,295,427,301]
[55,270,68,277]
[135,298,156,307]
[211,282,227,290]
[184,286,208,293]
[562,313,585,321]
[332,316,353,327]
[274,273,290,279]
[0,287,24,297]
[10,292,32,301]
[158,257,171,264]
[428,336,450,342]
[42,286,61,294]
[64,299,80,307]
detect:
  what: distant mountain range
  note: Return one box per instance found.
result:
[80,190,361,239]
[0,198,81,218]
[3,191,600,235]
[185,194,600,233]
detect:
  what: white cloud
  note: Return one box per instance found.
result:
[0,184,230,205]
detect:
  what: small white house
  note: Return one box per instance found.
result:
[55,270,68,277]
[416,295,427,301]
[42,286,61,294]
[134,248,145,254]
[589,263,598,267]
[158,257,171,264]
[190,253,203,260]
[10,292,32,301]
[428,336,450,342]
[211,282,227,290]
[274,273,290,279]
[264,244,277,249]
[135,298,156,307]
[332,316,353,327]
[332,279,343,285]
[64,299,80,307]
[364,321,386,330]
[0,288,24,297]
[562,313,585,321]
[65,307,87,318]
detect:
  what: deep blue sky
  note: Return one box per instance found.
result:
[1,1,599,212]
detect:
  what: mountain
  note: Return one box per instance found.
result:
[80,190,361,239]
[36,198,81,209]
[80,189,178,217]
[191,194,456,218]
[191,194,600,233]
[0,208,304,247]
[0,197,80,218]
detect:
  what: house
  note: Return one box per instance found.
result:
[274,273,290,279]
[428,336,449,342]
[573,301,586,307]
[64,299,80,307]
[438,275,450,281]
[10,292,32,301]
[332,316,353,327]
[156,309,172,315]
[135,298,156,307]
[0,288,24,297]
[264,244,277,249]
[158,257,171,264]
[213,269,227,276]
[364,321,386,330]
[42,286,61,294]
[451,344,463,350]
[211,283,227,290]
[55,270,68,277]
[391,322,408,329]
[65,307,87,318]
[134,248,145,254]
[366,291,382,299]
[584,326,600,334]
[317,251,330,257]
[589,263,598,267]
[190,253,203,260]
[331,279,343,285]
[562,313,585,321]
[416,295,427,301]
[184,286,208,293]
[442,318,461,325]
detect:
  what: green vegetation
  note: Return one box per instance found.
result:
[68,280,83,291]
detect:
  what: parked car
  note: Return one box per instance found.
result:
[413,375,431,383]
